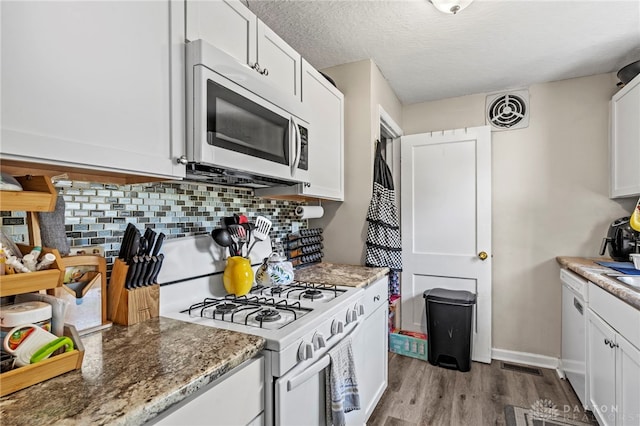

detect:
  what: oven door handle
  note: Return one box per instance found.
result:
[287,322,361,392]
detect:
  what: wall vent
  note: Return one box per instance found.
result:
[486,90,529,131]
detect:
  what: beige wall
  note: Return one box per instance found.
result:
[313,60,402,265]
[403,73,636,357]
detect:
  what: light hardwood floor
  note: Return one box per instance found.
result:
[367,352,595,426]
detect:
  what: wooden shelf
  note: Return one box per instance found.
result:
[0,325,84,397]
[0,175,57,212]
[0,245,64,297]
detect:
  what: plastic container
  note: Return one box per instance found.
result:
[0,301,52,350]
[423,288,476,372]
[389,329,429,362]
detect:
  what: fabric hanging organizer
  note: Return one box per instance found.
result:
[365,141,402,273]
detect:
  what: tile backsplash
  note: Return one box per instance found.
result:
[1,180,307,274]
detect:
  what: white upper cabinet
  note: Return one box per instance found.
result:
[186,0,301,102]
[186,0,256,66]
[610,73,640,198]
[300,60,345,200]
[1,0,186,179]
[256,20,302,101]
[255,60,345,201]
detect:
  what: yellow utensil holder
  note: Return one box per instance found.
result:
[223,256,254,296]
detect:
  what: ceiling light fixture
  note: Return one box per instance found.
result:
[429,0,474,15]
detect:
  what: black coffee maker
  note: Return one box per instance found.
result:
[600,217,639,261]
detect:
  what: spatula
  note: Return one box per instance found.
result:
[227,224,247,256]
[246,216,272,256]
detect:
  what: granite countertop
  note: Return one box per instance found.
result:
[0,317,265,426]
[294,262,389,288]
[556,256,640,310]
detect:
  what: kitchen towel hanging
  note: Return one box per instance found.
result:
[365,141,402,272]
[325,337,360,426]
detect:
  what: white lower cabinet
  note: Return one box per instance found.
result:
[617,335,640,426]
[587,310,619,426]
[1,0,186,179]
[586,283,640,426]
[352,276,388,424]
[152,356,264,425]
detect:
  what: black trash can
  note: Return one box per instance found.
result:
[423,288,477,372]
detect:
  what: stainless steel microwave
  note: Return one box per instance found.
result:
[185,39,310,187]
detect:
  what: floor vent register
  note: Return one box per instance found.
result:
[500,362,543,376]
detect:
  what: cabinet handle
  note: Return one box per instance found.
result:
[612,342,619,348]
[374,295,380,302]
[573,298,583,315]
[251,62,263,74]
[261,68,269,76]
[176,155,189,165]
[604,338,611,346]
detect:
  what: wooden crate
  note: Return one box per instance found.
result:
[0,175,57,212]
[0,325,85,397]
[0,245,63,297]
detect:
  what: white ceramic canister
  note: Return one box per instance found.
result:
[0,301,52,350]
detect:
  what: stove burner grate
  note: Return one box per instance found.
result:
[214,302,239,314]
[255,309,282,323]
[181,295,312,328]
[302,289,323,300]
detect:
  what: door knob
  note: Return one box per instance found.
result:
[478,251,488,260]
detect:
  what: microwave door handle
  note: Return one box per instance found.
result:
[290,116,302,176]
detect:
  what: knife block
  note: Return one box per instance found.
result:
[107,259,159,326]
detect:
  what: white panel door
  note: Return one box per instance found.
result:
[400,126,492,363]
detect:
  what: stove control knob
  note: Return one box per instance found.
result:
[331,320,344,335]
[312,332,326,350]
[357,303,365,317]
[346,309,358,324]
[298,342,314,361]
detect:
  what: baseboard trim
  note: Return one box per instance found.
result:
[492,348,560,371]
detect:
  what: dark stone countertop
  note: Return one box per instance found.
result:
[556,256,640,310]
[0,317,265,426]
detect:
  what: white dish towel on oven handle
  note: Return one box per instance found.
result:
[325,336,360,426]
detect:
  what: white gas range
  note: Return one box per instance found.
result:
[157,234,366,425]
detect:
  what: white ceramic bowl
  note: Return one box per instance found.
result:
[630,253,640,270]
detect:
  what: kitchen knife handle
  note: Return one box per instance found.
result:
[146,234,155,256]
[125,258,139,289]
[141,257,157,286]
[151,233,165,257]
[119,223,136,260]
[129,257,144,288]
[136,257,151,287]
[149,254,164,285]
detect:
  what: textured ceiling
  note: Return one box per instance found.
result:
[246,0,640,104]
